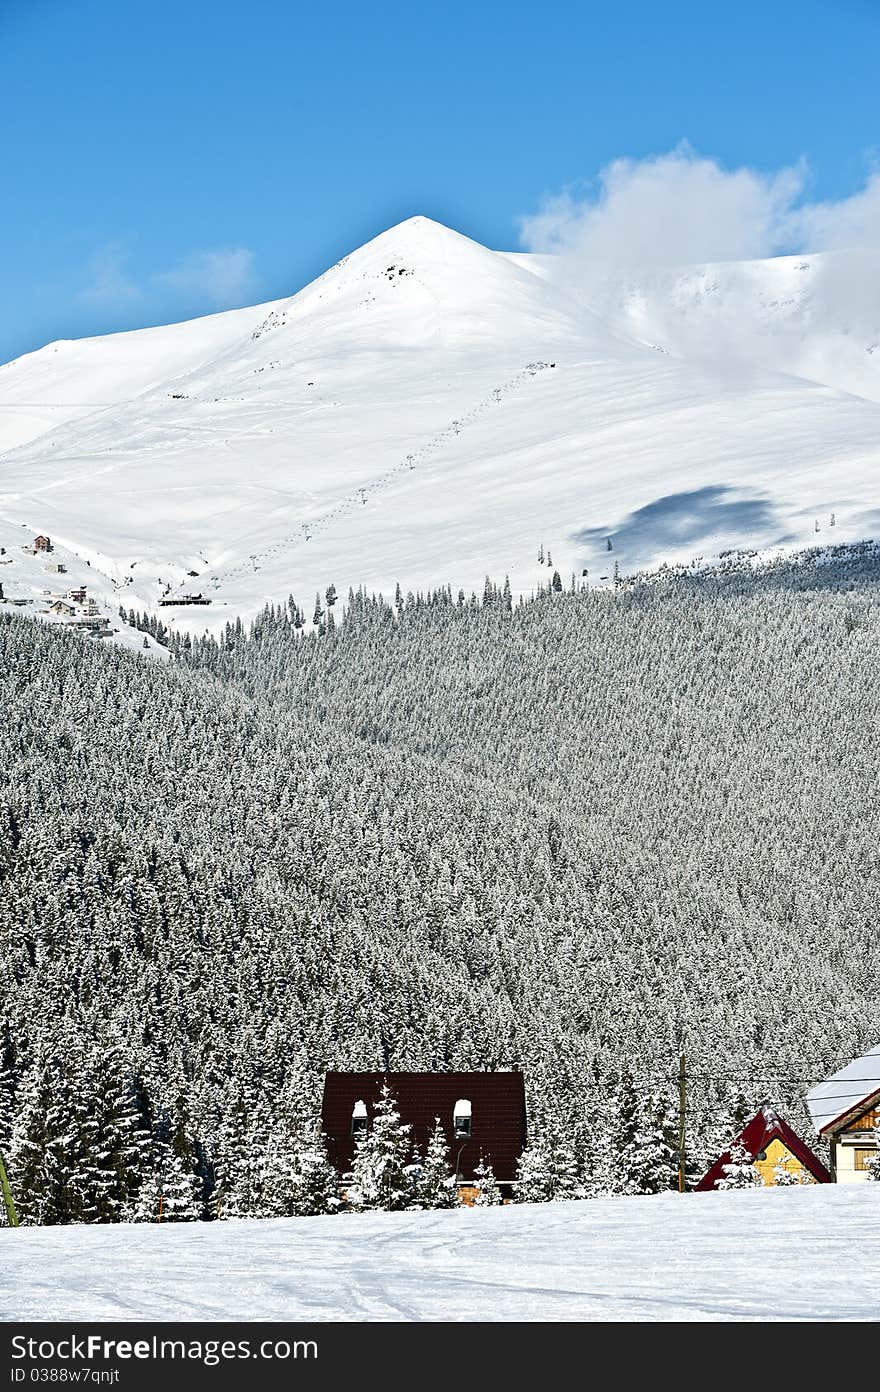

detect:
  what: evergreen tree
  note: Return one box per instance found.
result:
[75,1042,150,1222]
[0,1029,16,1154]
[772,1154,807,1186]
[620,1093,679,1195]
[416,1118,458,1209]
[345,1086,414,1211]
[288,1133,342,1216]
[515,1122,580,1203]
[717,1140,763,1190]
[135,1103,202,1222]
[8,1049,87,1225]
[589,1069,640,1197]
[472,1155,503,1206]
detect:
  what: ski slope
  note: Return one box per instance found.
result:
[1,215,879,636]
[2,1186,878,1321]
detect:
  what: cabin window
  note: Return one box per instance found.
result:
[351,1099,368,1137]
[453,1099,472,1138]
[854,1147,875,1172]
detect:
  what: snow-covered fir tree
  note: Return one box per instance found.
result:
[345,1086,414,1211]
[280,1130,341,1217]
[717,1141,763,1190]
[619,1092,679,1196]
[75,1040,152,1223]
[582,1070,678,1197]
[515,1121,580,1203]
[134,1113,203,1222]
[771,1155,808,1186]
[7,1049,85,1225]
[472,1155,503,1206]
[415,1118,458,1210]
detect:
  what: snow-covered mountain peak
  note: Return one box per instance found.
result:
[248,212,579,354]
[329,213,507,274]
[1,216,880,641]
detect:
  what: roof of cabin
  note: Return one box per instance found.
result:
[321,1071,526,1183]
[695,1106,832,1190]
[805,1043,880,1135]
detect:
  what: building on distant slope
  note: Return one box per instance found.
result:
[321,1071,526,1201]
[34,535,51,552]
[806,1044,880,1183]
[695,1106,831,1190]
[67,615,110,634]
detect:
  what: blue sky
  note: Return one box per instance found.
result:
[1,0,878,363]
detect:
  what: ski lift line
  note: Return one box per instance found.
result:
[770,1086,880,1101]
[205,360,555,590]
[682,1071,880,1081]
[643,1065,880,1077]
[651,1075,880,1091]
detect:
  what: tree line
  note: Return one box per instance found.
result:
[3,541,880,1222]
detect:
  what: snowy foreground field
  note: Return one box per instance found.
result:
[3,1186,879,1322]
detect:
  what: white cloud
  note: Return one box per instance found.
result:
[78,245,144,308]
[794,169,880,251]
[153,248,257,309]
[518,148,880,386]
[519,145,880,269]
[78,245,258,317]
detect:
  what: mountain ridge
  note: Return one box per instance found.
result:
[1,214,879,634]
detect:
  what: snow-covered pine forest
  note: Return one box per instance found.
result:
[2,543,880,1224]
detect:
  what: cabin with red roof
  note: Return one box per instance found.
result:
[696,1107,831,1190]
[321,1071,526,1201]
[34,535,51,552]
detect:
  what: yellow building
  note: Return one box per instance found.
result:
[696,1106,831,1190]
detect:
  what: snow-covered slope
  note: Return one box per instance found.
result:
[3,1187,879,1321]
[0,299,279,454]
[1,215,879,635]
[599,250,880,406]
